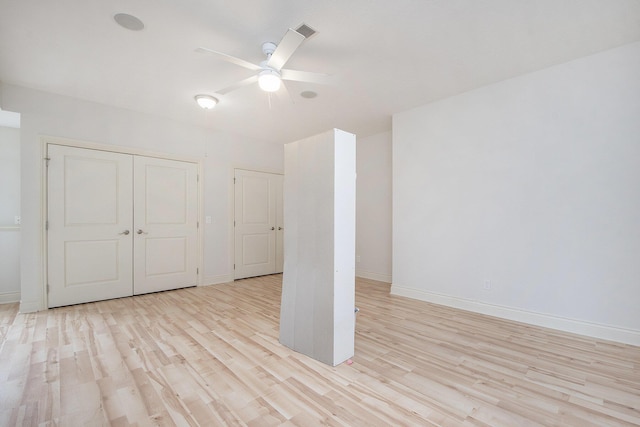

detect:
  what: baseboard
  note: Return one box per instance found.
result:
[356,269,392,283]
[200,274,233,286]
[391,284,640,347]
[0,291,20,304]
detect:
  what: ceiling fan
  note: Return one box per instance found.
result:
[197,27,330,95]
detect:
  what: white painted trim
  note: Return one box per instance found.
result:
[233,165,284,176]
[200,274,233,286]
[0,291,20,304]
[0,226,20,231]
[391,284,640,346]
[39,138,47,311]
[229,166,235,280]
[356,270,392,283]
[40,135,201,163]
[196,161,204,286]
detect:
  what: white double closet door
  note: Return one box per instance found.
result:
[47,145,198,308]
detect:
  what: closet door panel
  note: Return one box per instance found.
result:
[47,145,133,307]
[133,156,198,294]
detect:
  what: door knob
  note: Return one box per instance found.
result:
[271,227,275,230]
[278,227,283,230]
[119,230,130,235]
[137,229,147,235]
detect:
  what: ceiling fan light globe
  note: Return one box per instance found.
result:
[195,94,218,109]
[258,71,281,92]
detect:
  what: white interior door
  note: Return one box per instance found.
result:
[47,145,133,307]
[234,169,283,279]
[133,156,198,295]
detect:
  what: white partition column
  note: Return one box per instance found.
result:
[280,129,356,366]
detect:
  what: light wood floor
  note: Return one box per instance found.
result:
[1,276,639,426]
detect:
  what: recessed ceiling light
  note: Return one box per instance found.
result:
[114,13,145,31]
[195,94,218,109]
[300,91,318,99]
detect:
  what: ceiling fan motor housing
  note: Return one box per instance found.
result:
[262,42,277,57]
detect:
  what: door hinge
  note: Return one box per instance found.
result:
[234,220,235,227]
[197,268,199,275]
[45,220,49,230]
[44,157,51,167]
[47,284,50,293]
[233,264,235,270]
[234,177,236,184]
[197,221,199,228]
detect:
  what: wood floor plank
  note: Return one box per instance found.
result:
[1,275,639,426]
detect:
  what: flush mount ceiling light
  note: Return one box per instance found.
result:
[195,94,218,109]
[113,13,145,31]
[258,68,282,92]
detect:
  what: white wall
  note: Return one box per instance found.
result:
[0,83,283,312]
[0,126,21,303]
[356,131,392,282]
[392,41,640,345]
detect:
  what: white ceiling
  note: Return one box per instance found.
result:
[1,0,639,143]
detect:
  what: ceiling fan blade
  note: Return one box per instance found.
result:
[216,75,259,95]
[281,69,331,85]
[196,47,262,71]
[267,29,305,70]
[267,82,295,109]
[276,80,294,104]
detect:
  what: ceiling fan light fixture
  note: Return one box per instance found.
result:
[258,69,281,92]
[195,94,218,109]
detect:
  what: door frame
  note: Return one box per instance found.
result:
[41,135,203,309]
[230,167,284,280]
